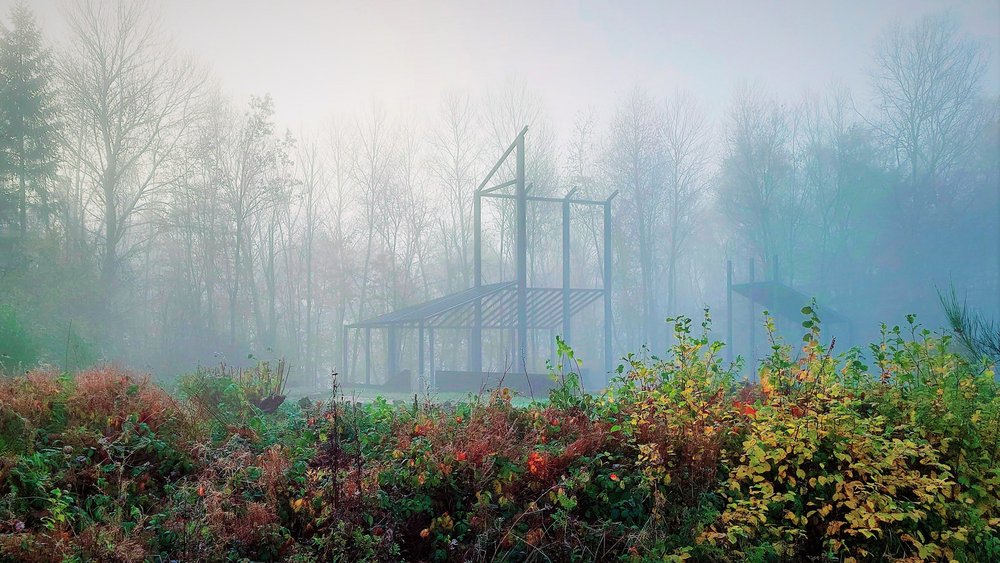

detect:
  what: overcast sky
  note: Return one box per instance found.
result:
[7,0,1000,138]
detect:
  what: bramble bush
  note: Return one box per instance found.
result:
[0,310,997,561]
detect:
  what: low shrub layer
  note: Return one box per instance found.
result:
[1,313,998,562]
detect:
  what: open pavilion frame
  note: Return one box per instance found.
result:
[343,127,616,388]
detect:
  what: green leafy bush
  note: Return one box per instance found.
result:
[0,312,997,562]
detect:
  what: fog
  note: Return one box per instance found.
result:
[0,0,997,391]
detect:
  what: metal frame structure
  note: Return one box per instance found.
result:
[343,127,616,387]
[726,256,851,372]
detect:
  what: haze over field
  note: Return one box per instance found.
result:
[0,0,998,387]
[11,0,1000,135]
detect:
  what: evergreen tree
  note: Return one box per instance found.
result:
[0,2,58,237]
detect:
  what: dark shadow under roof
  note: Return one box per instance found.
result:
[348,283,604,330]
[732,281,849,324]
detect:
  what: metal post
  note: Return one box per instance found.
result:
[748,258,755,381]
[472,190,482,373]
[508,327,516,368]
[726,260,733,364]
[562,188,576,345]
[365,327,372,386]
[418,323,425,389]
[515,131,527,373]
[429,328,436,388]
[387,326,398,382]
[603,196,615,379]
[341,324,349,384]
[550,328,557,365]
[771,254,779,335]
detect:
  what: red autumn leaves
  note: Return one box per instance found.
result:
[732,400,805,418]
[527,451,549,476]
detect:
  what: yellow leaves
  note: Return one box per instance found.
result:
[758,481,775,499]
[917,542,942,560]
[782,510,802,525]
[290,498,306,512]
[760,368,774,396]
[434,512,454,531]
[950,527,968,543]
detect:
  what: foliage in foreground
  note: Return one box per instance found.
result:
[0,312,999,562]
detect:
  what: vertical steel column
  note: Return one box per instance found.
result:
[550,328,557,365]
[471,189,482,373]
[341,324,349,383]
[418,323,425,389]
[562,189,576,345]
[508,328,516,368]
[387,326,398,382]
[515,132,527,372]
[365,327,372,385]
[771,255,779,335]
[748,258,755,381]
[429,328,436,388]
[603,198,614,378]
[726,260,733,364]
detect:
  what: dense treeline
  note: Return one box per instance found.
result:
[0,2,996,382]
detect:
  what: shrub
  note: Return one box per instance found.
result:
[0,304,38,373]
[0,312,998,561]
[0,370,62,454]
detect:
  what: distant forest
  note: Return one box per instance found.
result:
[0,2,997,381]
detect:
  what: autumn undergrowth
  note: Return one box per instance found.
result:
[1,309,998,562]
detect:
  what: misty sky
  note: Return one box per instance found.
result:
[9,0,1000,137]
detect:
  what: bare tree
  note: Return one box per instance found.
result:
[428,92,482,291]
[352,103,397,320]
[872,12,991,222]
[564,108,605,288]
[604,86,664,347]
[482,78,558,285]
[324,117,357,377]
[60,1,204,310]
[869,12,995,313]
[796,86,883,291]
[213,95,289,347]
[297,136,326,382]
[661,91,710,314]
[718,84,797,270]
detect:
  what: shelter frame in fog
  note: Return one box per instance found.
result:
[726,256,852,378]
[343,127,617,388]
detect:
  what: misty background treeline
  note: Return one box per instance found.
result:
[0,1,997,383]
